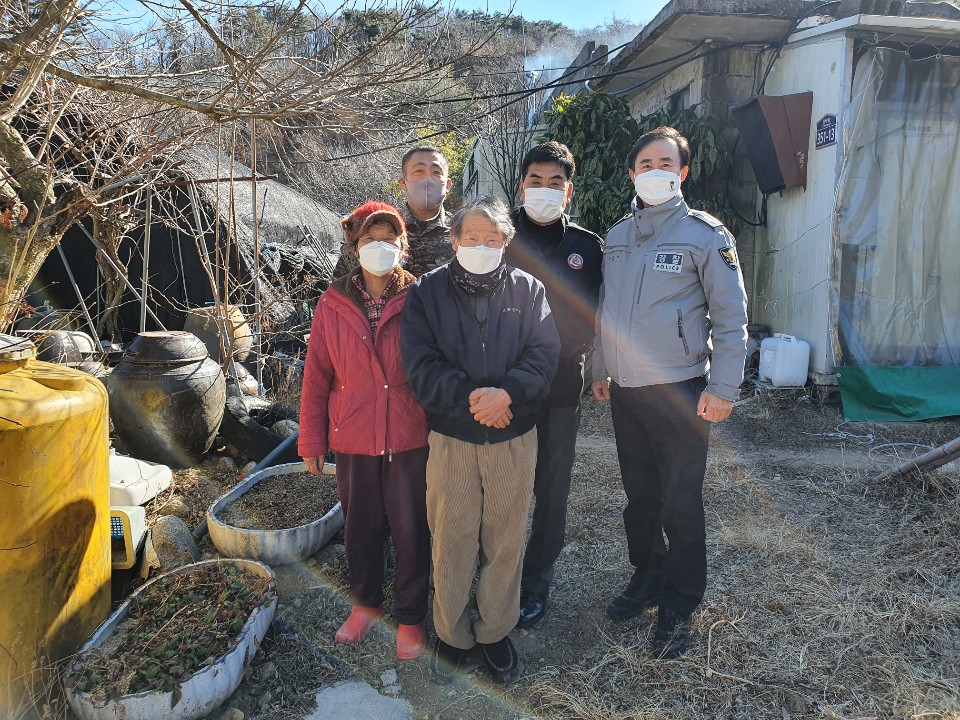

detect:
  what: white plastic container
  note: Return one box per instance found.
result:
[109,453,172,505]
[758,333,810,387]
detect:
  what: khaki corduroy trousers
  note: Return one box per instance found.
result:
[426,428,538,649]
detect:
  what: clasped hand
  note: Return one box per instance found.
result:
[469,387,513,429]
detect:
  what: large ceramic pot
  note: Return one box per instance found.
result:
[108,331,226,468]
[17,329,99,363]
[183,305,254,362]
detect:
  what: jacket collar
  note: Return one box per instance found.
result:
[631,194,688,239]
[330,266,417,314]
[514,206,568,246]
[403,203,448,233]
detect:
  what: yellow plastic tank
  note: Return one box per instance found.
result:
[0,333,110,717]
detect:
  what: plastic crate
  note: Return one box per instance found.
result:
[110,506,147,570]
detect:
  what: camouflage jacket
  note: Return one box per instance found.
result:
[402,204,453,278]
[332,203,453,279]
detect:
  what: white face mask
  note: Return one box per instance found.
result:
[523,187,566,223]
[633,169,682,206]
[456,245,503,275]
[406,178,446,212]
[358,241,401,276]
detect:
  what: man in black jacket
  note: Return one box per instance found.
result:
[505,142,603,628]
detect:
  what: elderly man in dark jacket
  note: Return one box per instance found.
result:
[401,195,560,686]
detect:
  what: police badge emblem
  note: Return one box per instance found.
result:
[567,253,584,270]
[718,246,739,270]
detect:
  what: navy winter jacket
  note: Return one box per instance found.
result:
[506,208,602,406]
[400,264,560,445]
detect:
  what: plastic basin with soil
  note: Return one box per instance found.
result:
[64,559,277,720]
[207,461,343,566]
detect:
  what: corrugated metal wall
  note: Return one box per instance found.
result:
[753,35,852,375]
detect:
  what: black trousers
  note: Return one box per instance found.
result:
[335,447,430,625]
[610,377,709,616]
[521,404,581,596]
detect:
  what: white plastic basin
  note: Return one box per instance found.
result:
[207,461,343,566]
[64,559,277,720]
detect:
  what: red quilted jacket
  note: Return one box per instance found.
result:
[298,268,428,460]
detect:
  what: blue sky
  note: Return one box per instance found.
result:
[98,0,671,32]
[456,0,668,28]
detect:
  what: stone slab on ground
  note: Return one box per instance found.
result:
[305,681,413,720]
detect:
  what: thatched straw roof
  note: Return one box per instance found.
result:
[178,145,343,267]
[174,145,344,319]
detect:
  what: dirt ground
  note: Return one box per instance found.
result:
[147,390,960,720]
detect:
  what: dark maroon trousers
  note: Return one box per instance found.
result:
[334,447,430,625]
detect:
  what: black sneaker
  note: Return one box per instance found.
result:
[517,590,548,628]
[429,637,467,684]
[480,635,523,684]
[606,584,663,621]
[651,607,691,659]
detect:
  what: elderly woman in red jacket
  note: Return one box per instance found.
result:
[300,201,430,660]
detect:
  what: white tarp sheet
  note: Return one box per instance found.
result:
[835,47,960,366]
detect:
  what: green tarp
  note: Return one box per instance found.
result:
[836,366,960,422]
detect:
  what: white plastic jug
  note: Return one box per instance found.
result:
[758,333,810,387]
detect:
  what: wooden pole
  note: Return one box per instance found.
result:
[872,435,960,482]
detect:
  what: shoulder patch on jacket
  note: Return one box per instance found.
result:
[718,246,739,270]
[688,209,724,228]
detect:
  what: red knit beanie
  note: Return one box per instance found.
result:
[341,201,406,250]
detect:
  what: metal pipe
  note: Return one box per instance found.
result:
[251,119,263,392]
[55,243,100,346]
[76,223,167,329]
[140,189,152,333]
[191,429,300,541]
[153,174,277,189]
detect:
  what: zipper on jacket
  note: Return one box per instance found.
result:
[481,335,489,443]
[453,274,499,444]
[677,309,690,355]
[635,262,647,304]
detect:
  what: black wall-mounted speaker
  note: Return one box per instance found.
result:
[731,92,813,195]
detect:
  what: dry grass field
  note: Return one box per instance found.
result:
[208,391,960,720]
[33,391,956,720]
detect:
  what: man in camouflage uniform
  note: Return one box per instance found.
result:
[334,146,453,278]
[397,145,454,277]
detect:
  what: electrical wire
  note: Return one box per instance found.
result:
[723,134,765,228]
[290,3,848,166]
[868,442,934,461]
[277,39,634,164]
[308,40,778,164]
[608,40,711,96]
[389,38,634,108]
[756,0,843,94]
[802,422,875,445]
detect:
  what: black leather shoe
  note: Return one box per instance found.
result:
[606,585,662,621]
[429,637,467,684]
[517,591,548,628]
[480,635,523,684]
[651,607,691,659]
